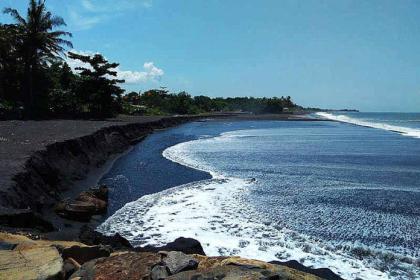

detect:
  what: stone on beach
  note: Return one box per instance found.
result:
[138,236,205,255]
[55,185,109,222]
[76,192,107,214]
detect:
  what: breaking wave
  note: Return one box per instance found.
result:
[316,112,420,138]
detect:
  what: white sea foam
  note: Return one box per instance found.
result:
[96,134,419,280]
[98,177,394,280]
[317,112,420,138]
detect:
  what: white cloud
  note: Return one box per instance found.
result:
[67,0,153,30]
[117,62,164,83]
[66,50,164,84]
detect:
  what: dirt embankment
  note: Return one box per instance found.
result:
[0,115,208,210]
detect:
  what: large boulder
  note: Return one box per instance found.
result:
[69,251,161,280]
[75,192,107,214]
[55,185,109,222]
[138,237,205,255]
[161,251,198,274]
[0,206,54,232]
[55,200,98,222]
[0,232,110,265]
[0,244,63,280]
[60,244,111,265]
[78,225,133,250]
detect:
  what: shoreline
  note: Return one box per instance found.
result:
[0,113,315,229]
[0,113,346,280]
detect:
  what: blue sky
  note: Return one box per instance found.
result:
[1,0,420,112]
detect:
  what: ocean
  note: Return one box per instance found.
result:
[98,113,420,280]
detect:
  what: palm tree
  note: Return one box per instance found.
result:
[3,0,72,117]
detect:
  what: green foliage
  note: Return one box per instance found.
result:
[122,89,298,116]
[2,0,73,118]
[0,24,22,106]
[68,52,125,117]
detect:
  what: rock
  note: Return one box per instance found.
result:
[0,232,83,251]
[78,225,133,250]
[166,265,282,280]
[75,192,107,214]
[69,251,161,280]
[60,244,111,265]
[88,185,108,201]
[151,265,169,280]
[139,237,205,255]
[269,260,343,280]
[64,258,81,279]
[55,185,109,222]
[189,255,323,280]
[0,231,109,266]
[55,200,97,222]
[0,206,54,232]
[0,245,64,280]
[192,255,228,270]
[162,251,199,274]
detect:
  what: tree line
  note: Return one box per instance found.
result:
[0,0,298,120]
[0,0,126,119]
[124,90,297,115]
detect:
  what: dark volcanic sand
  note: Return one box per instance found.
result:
[0,116,166,200]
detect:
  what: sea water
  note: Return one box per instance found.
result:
[98,114,420,280]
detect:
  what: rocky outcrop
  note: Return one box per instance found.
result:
[55,185,109,222]
[0,232,111,280]
[2,116,204,212]
[0,232,342,280]
[0,244,64,280]
[0,232,110,264]
[69,251,325,280]
[69,251,161,280]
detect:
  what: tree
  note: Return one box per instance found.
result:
[3,0,72,118]
[47,61,79,116]
[194,95,213,112]
[68,52,125,117]
[0,24,22,105]
[169,91,197,114]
